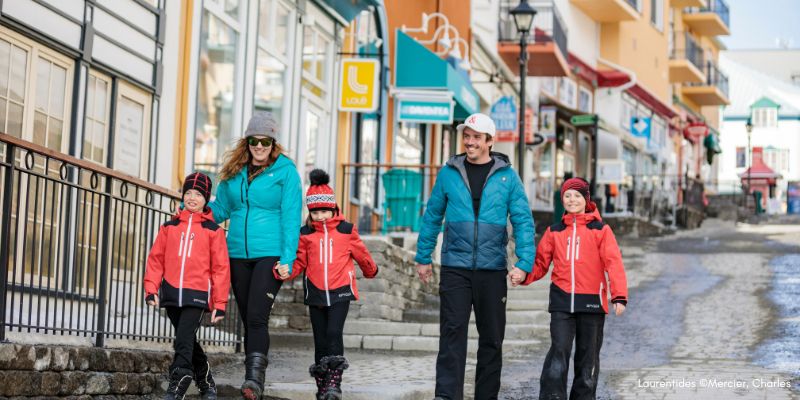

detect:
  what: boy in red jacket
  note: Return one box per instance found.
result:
[518,177,627,400]
[144,172,231,400]
[276,169,378,400]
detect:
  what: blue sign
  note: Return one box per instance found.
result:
[630,117,651,140]
[788,181,800,214]
[490,96,517,132]
[397,99,454,123]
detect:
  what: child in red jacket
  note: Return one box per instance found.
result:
[144,172,231,400]
[518,177,628,400]
[276,169,377,400]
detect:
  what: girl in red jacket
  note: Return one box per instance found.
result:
[144,172,231,400]
[276,169,378,400]
[519,177,628,400]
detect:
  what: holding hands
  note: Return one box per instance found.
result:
[508,267,527,287]
[275,263,290,280]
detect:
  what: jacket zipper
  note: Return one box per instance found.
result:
[187,233,195,258]
[178,232,185,256]
[323,223,331,306]
[457,160,503,270]
[244,177,250,259]
[348,271,355,296]
[599,282,604,308]
[570,216,577,313]
[178,213,194,307]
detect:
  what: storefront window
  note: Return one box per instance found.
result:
[255,0,293,121]
[0,37,27,138]
[83,71,111,164]
[396,122,425,165]
[301,24,332,100]
[194,10,239,175]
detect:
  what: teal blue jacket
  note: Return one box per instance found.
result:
[208,155,303,269]
[414,153,536,272]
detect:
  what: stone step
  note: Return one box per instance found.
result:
[506,298,550,311]
[403,308,439,323]
[342,320,548,341]
[506,287,551,300]
[270,330,542,354]
[403,306,552,325]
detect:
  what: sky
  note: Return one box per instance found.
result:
[721,0,800,49]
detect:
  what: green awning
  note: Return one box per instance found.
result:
[315,0,380,23]
[394,30,479,120]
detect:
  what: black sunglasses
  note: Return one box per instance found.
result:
[247,137,274,147]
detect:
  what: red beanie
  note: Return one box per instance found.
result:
[561,177,596,213]
[306,169,337,211]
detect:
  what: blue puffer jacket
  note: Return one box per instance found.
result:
[208,154,303,269]
[414,152,535,272]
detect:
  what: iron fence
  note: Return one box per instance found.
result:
[0,133,242,349]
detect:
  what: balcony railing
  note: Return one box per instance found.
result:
[686,0,730,28]
[671,31,705,71]
[0,133,242,348]
[499,1,568,59]
[686,60,729,97]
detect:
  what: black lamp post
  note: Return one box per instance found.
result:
[745,116,753,196]
[510,0,536,180]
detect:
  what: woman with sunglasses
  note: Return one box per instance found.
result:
[208,112,303,400]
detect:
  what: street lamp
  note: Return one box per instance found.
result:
[745,116,753,196]
[510,0,536,180]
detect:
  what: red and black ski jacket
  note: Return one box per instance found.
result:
[522,209,628,314]
[279,215,378,307]
[144,208,231,312]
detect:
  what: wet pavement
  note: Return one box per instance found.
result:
[499,218,800,400]
[206,218,800,399]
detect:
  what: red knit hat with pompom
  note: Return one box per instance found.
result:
[306,169,337,211]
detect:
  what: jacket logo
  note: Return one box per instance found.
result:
[192,299,207,304]
[586,304,600,308]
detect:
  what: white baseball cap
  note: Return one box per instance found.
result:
[456,113,496,137]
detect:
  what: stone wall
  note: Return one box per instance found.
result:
[0,343,238,398]
[270,237,440,331]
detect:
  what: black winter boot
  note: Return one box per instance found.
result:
[241,352,268,400]
[320,356,349,400]
[309,363,327,400]
[164,367,193,400]
[193,360,217,400]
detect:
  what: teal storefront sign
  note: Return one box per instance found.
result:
[397,99,454,123]
[394,30,479,120]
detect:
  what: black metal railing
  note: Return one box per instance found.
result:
[686,59,729,98]
[340,164,441,235]
[0,133,242,348]
[686,0,730,28]
[671,31,705,72]
[498,1,568,59]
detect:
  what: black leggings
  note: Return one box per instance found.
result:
[540,312,606,400]
[165,306,207,372]
[309,301,350,364]
[230,256,283,355]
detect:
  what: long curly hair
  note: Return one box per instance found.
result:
[218,136,287,181]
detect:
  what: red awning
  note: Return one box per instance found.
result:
[567,55,678,121]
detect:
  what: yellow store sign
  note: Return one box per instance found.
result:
[338,59,379,112]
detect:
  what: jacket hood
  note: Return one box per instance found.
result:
[310,214,345,231]
[176,207,215,222]
[446,151,511,169]
[561,207,602,225]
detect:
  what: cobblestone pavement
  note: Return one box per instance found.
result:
[207,219,800,400]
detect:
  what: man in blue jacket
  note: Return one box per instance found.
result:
[415,113,535,400]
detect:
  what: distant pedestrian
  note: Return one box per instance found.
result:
[207,112,303,400]
[144,172,230,400]
[414,113,536,400]
[276,169,378,400]
[519,177,628,400]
